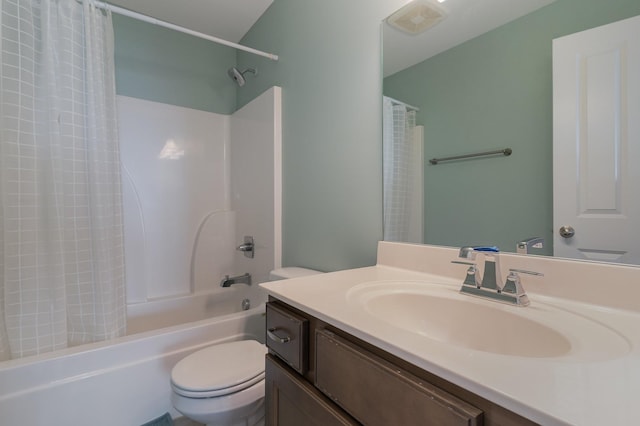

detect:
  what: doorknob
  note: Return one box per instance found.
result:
[559,226,575,238]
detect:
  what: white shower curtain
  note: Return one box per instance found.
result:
[383,97,416,242]
[0,0,125,360]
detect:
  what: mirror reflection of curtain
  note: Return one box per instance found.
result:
[0,0,125,360]
[383,97,417,242]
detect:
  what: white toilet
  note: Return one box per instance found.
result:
[170,267,322,426]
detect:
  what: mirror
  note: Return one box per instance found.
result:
[382,0,640,264]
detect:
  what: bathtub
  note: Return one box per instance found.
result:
[127,285,264,334]
[0,290,267,426]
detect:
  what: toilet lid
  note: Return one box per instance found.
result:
[171,340,267,394]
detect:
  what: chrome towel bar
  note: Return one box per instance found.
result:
[429,148,512,165]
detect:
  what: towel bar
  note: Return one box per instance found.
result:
[429,148,512,165]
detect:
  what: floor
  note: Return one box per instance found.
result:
[174,417,204,426]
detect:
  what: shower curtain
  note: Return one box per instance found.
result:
[383,97,416,242]
[0,0,125,360]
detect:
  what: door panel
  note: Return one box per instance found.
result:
[553,15,640,264]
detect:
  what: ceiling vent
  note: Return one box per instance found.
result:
[386,0,447,35]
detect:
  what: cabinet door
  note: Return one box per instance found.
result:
[315,329,483,426]
[265,355,359,426]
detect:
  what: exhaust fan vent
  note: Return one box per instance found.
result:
[386,0,447,35]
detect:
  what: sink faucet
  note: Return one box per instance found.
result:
[457,246,503,291]
[453,246,542,307]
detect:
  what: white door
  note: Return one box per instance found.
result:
[553,15,640,264]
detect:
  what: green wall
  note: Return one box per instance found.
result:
[113,15,237,114]
[236,0,397,271]
[384,0,640,254]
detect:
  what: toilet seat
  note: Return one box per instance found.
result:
[172,371,265,398]
[171,340,267,399]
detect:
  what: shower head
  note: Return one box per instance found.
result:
[227,67,257,87]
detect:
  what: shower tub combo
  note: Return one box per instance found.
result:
[0,88,283,425]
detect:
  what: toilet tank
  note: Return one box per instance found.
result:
[269,267,322,281]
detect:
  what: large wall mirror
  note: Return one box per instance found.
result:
[382,0,640,264]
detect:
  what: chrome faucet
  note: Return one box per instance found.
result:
[457,246,502,291]
[516,237,544,254]
[220,272,252,287]
[452,246,542,307]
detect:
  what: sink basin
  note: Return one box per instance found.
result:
[347,281,630,360]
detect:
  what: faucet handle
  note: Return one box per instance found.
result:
[451,260,474,266]
[502,268,543,297]
[451,261,481,288]
[509,268,543,277]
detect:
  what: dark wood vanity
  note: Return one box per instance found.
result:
[265,299,538,426]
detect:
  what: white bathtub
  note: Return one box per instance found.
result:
[127,285,263,334]
[0,292,266,426]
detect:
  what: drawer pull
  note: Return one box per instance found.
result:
[267,328,291,344]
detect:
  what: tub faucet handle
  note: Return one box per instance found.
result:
[236,236,254,259]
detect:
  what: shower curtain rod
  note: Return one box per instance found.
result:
[385,96,419,112]
[93,1,279,61]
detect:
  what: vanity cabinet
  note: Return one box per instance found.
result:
[265,355,359,425]
[265,299,538,426]
[315,329,482,426]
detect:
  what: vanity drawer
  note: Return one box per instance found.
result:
[315,329,483,426]
[266,302,309,374]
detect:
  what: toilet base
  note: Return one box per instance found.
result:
[204,403,264,426]
[171,379,265,426]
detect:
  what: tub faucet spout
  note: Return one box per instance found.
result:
[220,273,252,287]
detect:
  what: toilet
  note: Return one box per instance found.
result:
[170,267,322,426]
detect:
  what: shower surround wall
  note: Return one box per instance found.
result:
[118,96,232,301]
[118,86,282,319]
[231,87,283,283]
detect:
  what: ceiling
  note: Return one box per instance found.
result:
[383,0,556,76]
[106,0,555,76]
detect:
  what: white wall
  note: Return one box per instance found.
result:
[231,87,282,285]
[118,88,282,305]
[118,96,235,302]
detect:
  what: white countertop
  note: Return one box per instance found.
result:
[261,243,640,426]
